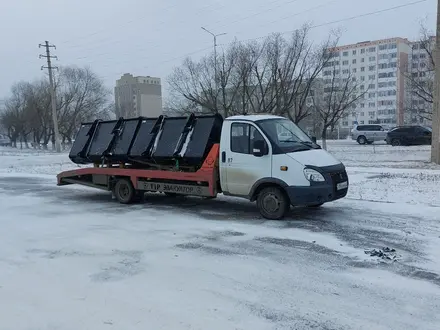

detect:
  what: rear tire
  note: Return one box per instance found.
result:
[113,178,136,204]
[391,139,401,146]
[357,136,367,145]
[257,186,290,220]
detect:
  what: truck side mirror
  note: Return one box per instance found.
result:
[252,140,268,157]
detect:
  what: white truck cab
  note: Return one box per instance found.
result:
[219,115,349,219]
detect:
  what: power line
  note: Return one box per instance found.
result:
[57,2,182,45]
[64,0,430,84]
[266,0,340,25]
[60,2,228,51]
[219,0,429,45]
[311,0,429,29]
[213,0,303,29]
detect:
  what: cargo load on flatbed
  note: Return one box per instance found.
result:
[69,113,223,170]
[59,113,349,220]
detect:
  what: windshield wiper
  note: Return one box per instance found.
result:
[281,139,321,149]
[300,141,321,149]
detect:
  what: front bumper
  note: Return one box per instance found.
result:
[285,165,349,206]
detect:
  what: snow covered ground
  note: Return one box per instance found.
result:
[0,141,439,330]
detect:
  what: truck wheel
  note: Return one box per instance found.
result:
[257,186,290,220]
[113,178,135,204]
[357,136,367,145]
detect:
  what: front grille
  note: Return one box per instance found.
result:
[329,170,348,197]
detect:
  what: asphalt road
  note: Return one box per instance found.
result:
[1,175,439,330]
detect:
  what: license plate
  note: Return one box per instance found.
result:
[336,181,348,190]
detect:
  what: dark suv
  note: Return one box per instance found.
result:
[386,126,432,146]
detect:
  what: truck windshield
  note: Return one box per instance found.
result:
[257,119,318,152]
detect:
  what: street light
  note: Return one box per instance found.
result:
[201,27,226,111]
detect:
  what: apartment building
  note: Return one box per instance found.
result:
[114,73,163,118]
[407,36,435,125]
[324,37,412,130]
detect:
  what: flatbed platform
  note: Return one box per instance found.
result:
[57,144,220,201]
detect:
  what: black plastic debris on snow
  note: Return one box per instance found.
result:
[364,247,400,262]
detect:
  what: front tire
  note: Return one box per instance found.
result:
[257,186,290,220]
[113,178,136,204]
[391,138,401,146]
[357,136,367,145]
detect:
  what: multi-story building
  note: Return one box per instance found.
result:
[114,73,163,118]
[407,36,435,126]
[324,37,412,130]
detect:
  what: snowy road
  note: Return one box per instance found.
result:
[1,169,440,330]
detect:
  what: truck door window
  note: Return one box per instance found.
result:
[231,123,250,154]
[231,123,265,154]
[250,126,264,148]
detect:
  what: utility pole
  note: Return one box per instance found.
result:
[201,27,226,112]
[431,0,440,164]
[39,41,61,153]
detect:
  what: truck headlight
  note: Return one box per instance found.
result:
[303,168,325,182]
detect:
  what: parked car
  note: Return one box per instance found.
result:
[0,134,11,147]
[385,125,432,146]
[351,124,388,145]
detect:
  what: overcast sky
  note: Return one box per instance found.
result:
[0,0,436,99]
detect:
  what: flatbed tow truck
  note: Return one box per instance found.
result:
[57,113,348,220]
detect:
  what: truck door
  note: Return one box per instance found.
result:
[220,121,272,196]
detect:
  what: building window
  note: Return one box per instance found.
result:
[369,56,376,61]
[352,50,357,55]
[342,60,349,65]
[368,102,376,108]
[361,49,365,54]
[343,51,349,56]
[369,65,376,71]
[352,59,357,64]
[368,84,375,89]
[369,75,376,80]
[368,47,376,52]
[369,92,376,98]
[361,58,365,63]
[352,68,357,73]
[361,67,365,72]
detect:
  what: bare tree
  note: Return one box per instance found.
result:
[0,65,112,149]
[56,66,113,144]
[403,23,435,122]
[167,24,338,121]
[312,68,367,149]
[270,26,339,123]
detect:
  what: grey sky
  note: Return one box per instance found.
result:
[0,0,436,99]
